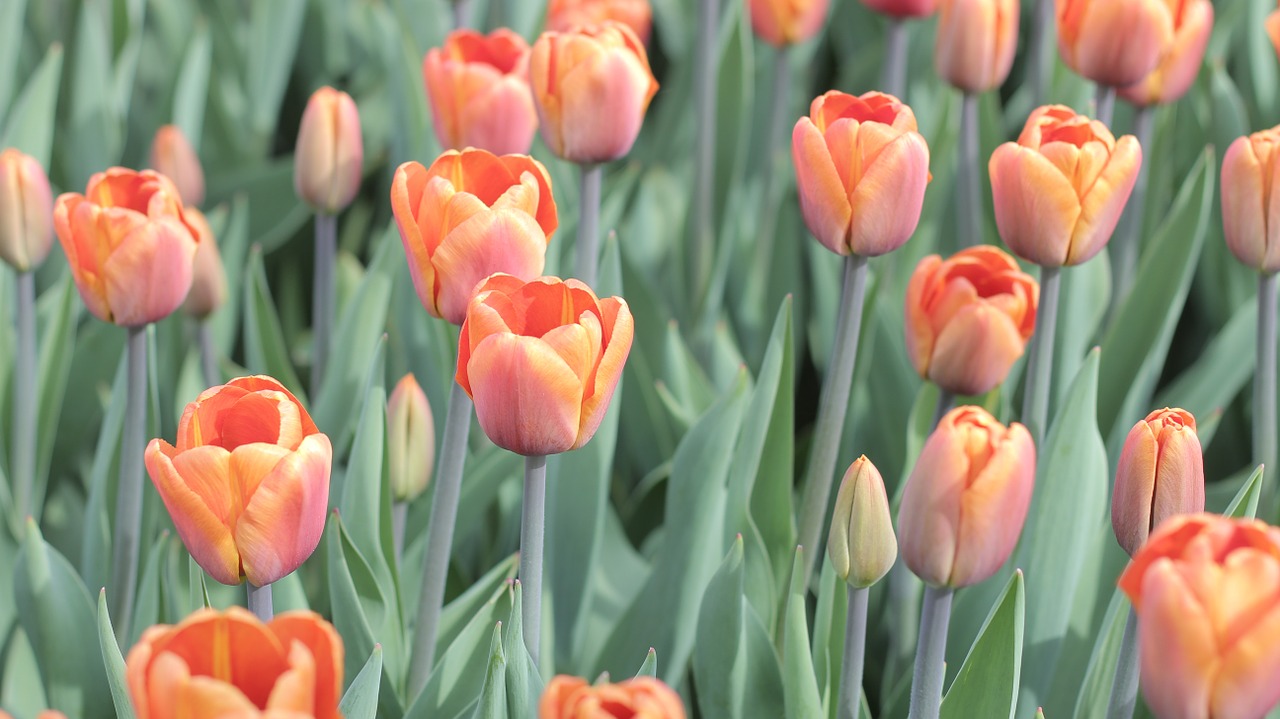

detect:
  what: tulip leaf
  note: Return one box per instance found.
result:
[1224,465,1265,520]
[28,274,79,523]
[408,583,514,719]
[128,529,170,648]
[243,245,308,402]
[1,627,48,716]
[1071,591,1131,719]
[96,589,137,719]
[0,0,27,113]
[337,334,394,585]
[694,536,745,718]
[64,0,124,185]
[206,160,312,253]
[340,645,385,719]
[811,554,848,711]
[79,351,129,589]
[0,43,63,169]
[245,0,306,154]
[471,624,508,719]
[1053,253,1109,411]
[939,569,1025,719]
[173,22,211,152]
[434,553,519,671]
[635,648,658,679]
[503,582,542,718]
[782,547,823,719]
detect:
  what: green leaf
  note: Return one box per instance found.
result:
[1225,465,1265,519]
[782,547,822,719]
[940,570,1025,719]
[0,0,27,113]
[96,589,137,719]
[1154,287,1255,432]
[31,275,79,521]
[340,645,385,719]
[243,245,307,401]
[79,353,128,590]
[434,554,520,657]
[1,43,63,168]
[502,583,542,719]
[246,0,307,153]
[471,625,508,719]
[408,584,514,719]
[694,536,745,718]
[635,648,658,679]
[1071,592,1131,719]
[173,22,212,150]
[64,0,124,184]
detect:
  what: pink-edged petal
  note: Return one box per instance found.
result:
[235,434,333,586]
[846,131,929,256]
[102,217,198,326]
[1067,135,1141,265]
[467,333,583,455]
[1137,561,1217,719]
[575,298,633,449]
[554,47,651,162]
[1113,422,1159,555]
[145,440,241,585]
[949,423,1035,586]
[432,208,548,325]
[928,302,1026,396]
[792,117,852,255]
[989,143,1080,266]
[897,428,969,586]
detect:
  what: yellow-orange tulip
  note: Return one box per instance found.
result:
[861,0,938,18]
[0,148,54,273]
[792,90,930,257]
[1112,408,1204,557]
[540,675,685,718]
[934,0,1019,93]
[144,376,332,587]
[457,274,633,457]
[547,0,654,44]
[529,22,659,164]
[423,29,539,156]
[1222,126,1280,274]
[149,124,205,207]
[828,456,897,588]
[1056,0,1173,88]
[989,105,1141,267]
[747,0,829,46]
[388,373,435,503]
[126,607,343,719]
[181,208,227,320]
[294,86,363,214]
[1119,514,1280,719]
[1117,0,1213,107]
[391,149,558,325]
[54,168,200,327]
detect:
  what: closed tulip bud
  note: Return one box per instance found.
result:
[548,0,654,45]
[540,675,685,718]
[1117,0,1213,107]
[990,105,1141,267]
[54,168,200,327]
[1056,0,1173,88]
[424,29,539,156]
[1118,514,1280,719]
[934,0,1019,93]
[828,456,897,588]
[905,246,1038,396]
[149,124,205,207]
[1111,408,1204,557]
[898,406,1036,588]
[294,87,363,215]
[747,0,829,46]
[861,0,938,18]
[388,373,435,503]
[145,376,332,586]
[1222,127,1280,274]
[126,607,343,719]
[1270,10,1280,62]
[792,91,930,257]
[529,22,659,164]
[391,149,558,325]
[181,208,227,319]
[0,148,54,274]
[458,274,633,456]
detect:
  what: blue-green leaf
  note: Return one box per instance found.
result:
[96,589,137,719]
[940,570,1025,719]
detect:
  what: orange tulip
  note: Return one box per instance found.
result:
[547,0,654,44]
[182,208,227,320]
[828,456,898,588]
[144,376,332,587]
[424,29,539,156]
[792,90,930,257]
[0,148,54,273]
[934,0,1019,93]
[391,149,558,325]
[1056,0,1174,88]
[149,124,205,207]
[1222,127,1280,274]
[529,22,659,164]
[989,105,1141,267]
[897,406,1036,588]
[1112,408,1204,557]
[126,607,343,719]
[746,0,829,46]
[860,0,938,18]
[457,274,634,457]
[294,86,363,215]
[1270,7,1280,62]
[1118,514,1280,719]
[905,246,1038,396]
[388,373,435,503]
[54,168,200,327]
[540,675,685,718]
[1117,0,1213,107]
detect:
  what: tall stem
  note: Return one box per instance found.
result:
[392,501,408,567]
[932,389,955,431]
[1028,0,1055,106]
[408,380,474,698]
[13,272,36,521]
[837,585,870,719]
[312,213,337,393]
[109,325,148,641]
[520,454,548,666]
[1021,265,1062,445]
[197,321,219,389]
[797,255,871,587]
[1112,106,1154,306]
[247,582,274,622]
[1095,84,1116,128]
[576,164,603,289]
[1257,272,1278,513]
[743,47,793,323]
[452,0,469,29]
[957,92,983,249]
[907,585,955,719]
[691,0,719,311]
[881,19,908,100]
[1105,607,1141,719]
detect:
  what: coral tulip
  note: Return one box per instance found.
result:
[1117,0,1213,107]
[861,0,937,18]
[391,149,558,325]
[1056,0,1173,88]
[294,86,363,214]
[540,675,685,718]
[792,90,930,257]
[1270,8,1280,63]
[1118,514,1280,719]
[529,22,659,164]
[989,105,1141,267]
[149,124,205,207]
[54,168,200,327]
[547,0,654,44]
[1112,408,1205,557]
[747,0,829,46]
[828,456,898,588]
[934,0,1019,93]
[388,373,435,503]
[905,246,1038,396]
[423,29,539,156]
[897,406,1036,588]
[0,148,54,273]
[457,274,634,456]
[182,208,227,320]
[144,376,332,587]
[1222,126,1280,274]
[126,607,343,719]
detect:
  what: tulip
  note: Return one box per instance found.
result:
[747,0,829,46]
[1055,0,1173,89]
[181,208,227,320]
[547,0,654,44]
[457,274,634,456]
[861,0,937,18]
[1111,408,1204,557]
[529,22,659,164]
[792,90,930,257]
[989,105,1141,267]
[934,0,1019,93]
[0,712,66,719]
[540,675,685,718]
[898,405,1036,588]
[294,86,363,215]
[54,168,200,327]
[149,124,205,207]
[144,376,332,587]
[423,29,539,156]
[905,246,1038,396]
[0,149,54,274]
[1117,0,1213,107]
[391,149,558,325]
[1269,9,1280,63]
[828,456,897,588]
[1222,127,1280,274]
[1117,514,1280,719]
[126,607,343,719]
[388,373,435,503]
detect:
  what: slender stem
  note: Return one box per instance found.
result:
[576,164,603,289]
[312,213,337,394]
[1256,272,1278,504]
[932,389,955,431]
[691,0,719,312]
[797,255,871,587]
[520,454,548,666]
[1112,106,1154,307]
[452,0,469,29]
[1095,84,1116,128]
[837,586,870,719]
[1021,265,1062,445]
[957,92,983,249]
[907,586,955,719]
[392,501,408,567]
[1028,0,1055,106]
[197,321,219,389]
[109,325,148,641]
[408,380,474,698]
[247,582,274,622]
[13,272,36,521]
[743,47,793,320]
[1105,607,1141,719]
[881,19,908,100]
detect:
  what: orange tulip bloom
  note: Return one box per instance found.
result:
[144,376,332,587]
[547,0,654,44]
[861,0,938,18]
[828,456,898,588]
[0,148,54,273]
[391,149,558,325]
[1222,127,1280,274]
[1117,0,1213,107]
[1056,0,1173,88]
[457,274,634,457]
[905,246,1038,396]
[182,208,227,320]
[747,0,829,46]
[126,607,343,719]
[294,86,363,215]
[540,675,685,718]
[1270,7,1280,62]
[934,0,1019,93]
[54,168,200,327]
[1118,514,1280,719]
[792,90,930,257]
[424,29,539,156]
[897,406,1036,588]
[989,105,1141,267]
[529,22,659,164]
[388,373,435,502]
[1112,408,1204,557]
[149,124,205,207]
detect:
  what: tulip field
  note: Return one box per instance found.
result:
[6,0,1280,717]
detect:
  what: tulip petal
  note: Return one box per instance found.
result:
[555,47,650,162]
[264,641,317,713]
[270,613,345,719]
[147,652,260,719]
[846,131,929,257]
[102,216,198,327]
[1138,560,1217,719]
[432,208,548,324]
[149,608,292,707]
[1210,551,1280,719]
[989,143,1079,266]
[929,302,1025,396]
[146,441,242,585]
[897,428,967,586]
[1068,136,1141,265]
[1068,0,1172,87]
[576,298,633,449]
[1112,423,1159,555]
[235,434,333,586]
[904,254,941,378]
[949,423,1035,586]
[1150,427,1205,534]
[793,117,853,254]
[458,76,539,156]
[467,333,584,455]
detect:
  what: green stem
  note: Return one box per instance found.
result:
[1021,265,1062,445]
[907,585,955,719]
[247,582,273,622]
[576,164,602,289]
[520,454,547,666]
[13,272,35,521]
[109,324,148,642]
[1257,272,1277,512]
[453,0,469,29]
[392,500,408,567]
[1112,106,1154,307]
[1105,607,1140,719]
[957,92,982,249]
[1028,0,1055,106]
[837,586,870,719]
[1095,84,1116,128]
[932,389,955,431]
[312,213,337,393]
[881,18,908,100]
[198,321,219,389]
[691,0,719,312]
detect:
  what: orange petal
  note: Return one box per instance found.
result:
[1137,560,1217,719]
[101,217,198,327]
[467,333,584,455]
[1067,135,1141,265]
[576,297,633,449]
[846,131,929,257]
[1112,421,1159,556]
[927,301,1026,396]
[792,117,852,255]
[235,435,332,586]
[948,422,1035,586]
[432,208,548,325]
[270,612,344,719]
[146,441,242,585]
[989,143,1079,266]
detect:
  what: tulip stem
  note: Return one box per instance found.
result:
[392,500,408,567]
[198,321,219,389]
[932,389,954,431]
[312,213,336,394]
[1105,607,1140,719]
[576,163,602,289]
[1257,271,1278,513]
[247,582,273,622]
[1095,84,1116,128]
[797,254,871,588]
[12,271,36,523]
[882,18,908,100]
[1022,265,1061,445]
[1111,106,1153,308]
[837,585,870,719]
[957,92,983,249]
[408,380,474,699]
[691,0,719,313]
[109,324,148,642]
[1028,0,1055,106]
[907,585,954,719]
[520,454,547,667]
[452,0,469,29]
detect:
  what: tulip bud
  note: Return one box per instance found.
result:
[827,456,897,588]
[149,124,205,207]
[1270,10,1280,63]
[898,406,1036,588]
[541,675,685,718]
[0,149,54,274]
[294,87,363,215]
[387,374,435,503]
[861,0,937,19]
[747,0,829,47]
[1056,0,1174,89]
[181,208,227,319]
[1222,127,1280,274]
[1111,408,1204,557]
[547,0,654,44]
[423,29,539,156]
[1117,0,1213,107]
[934,0,1019,94]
